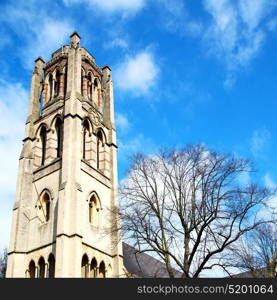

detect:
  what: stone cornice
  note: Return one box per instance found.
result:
[45,54,68,70]
[82,53,102,75]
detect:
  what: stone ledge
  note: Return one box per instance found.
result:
[81,159,111,188]
[33,158,61,182]
[42,97,64,115]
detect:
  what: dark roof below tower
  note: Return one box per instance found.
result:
[122,242,182,278]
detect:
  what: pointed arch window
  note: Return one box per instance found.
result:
[54,70,60,97]
[38,191,51,223]
[55,118,63,158]
[39,90,44,116]
[28,260,36,278]
[48,254,55,278]
[83,119,90,160]
[38,257,45,278]
[49,74,53,101]
[96,130,104,170]
[87,73,93,100]
[90,258,97,278]
[89,194,100,226]
[64,67,67,96]
[99,261,106,278]
[94,78,100,105]
[81,72,84,96]
[81,68,85,97]
[40,126,47,166]
[81,254,89,278]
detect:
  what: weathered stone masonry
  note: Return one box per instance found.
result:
[6,32,124,278]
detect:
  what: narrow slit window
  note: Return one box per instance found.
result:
[40,126,47,166]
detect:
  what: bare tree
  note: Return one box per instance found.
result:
[224,223,277,277]
[118,145,274,278]
[0,248,7,278]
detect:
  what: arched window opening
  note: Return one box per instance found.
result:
[89,194,99,225]
[81,254,89,278]
[87,73,93,100]
[48,254,55,278]
[38,257,45,278]
[90,258,97,278]
[94,78,98,92]
[54,71,60,97]
[94,78,99,105]
[83,119,90,160]
[39,192,51,222]
[96,130,104,170]
[81,73,84,96]
[49,74,53,101]
[81,68,85,96]
[98,261,106,278]
[28,260,36,278]
[64,67,67,96]
[39,90,44,116]
[100,91,104,114]
[40,126,47,166]
[55,118,63,158]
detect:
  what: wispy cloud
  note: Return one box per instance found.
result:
[105,37,129,49]
[258,172,277,219]
[250,127,271,158]
[114,49,159,96]
[264,172,276,189]
[24,19,73,69]
[0,80,28,250]
[239,0,273,30]
[63,0,145,15]
[156,0,276,87]
[115,112,131,133]
[118,133,156,164]
[237,171,251,186]
[203,0,276,87]
[1,1,74,69]
[157,0,203,37]
[267,17,277,31]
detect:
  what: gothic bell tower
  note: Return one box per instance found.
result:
[6,32,124,278]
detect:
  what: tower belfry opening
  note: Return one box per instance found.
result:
[6,32,124,278]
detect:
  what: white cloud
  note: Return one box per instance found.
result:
[157,0,203,38]
[63,0,145,15]
[0,80,28,250]
[258,194,277,221]
[23,19,73,69]
[115,113,131,132]
[158,0,186,30]
[203,0,276,87]
[267,17,277,31]
[250,127,271,158]
[105,38,129,49]
[255,173,277,222]
[264,173,276,189]
[0,29,12,51]
[114,50,159,96]
[1,2,74,69]
[239,0,272,30]
[118,133,156,163]
[237,171,251,186]
[156,0,276,87]
[186,21,203,37]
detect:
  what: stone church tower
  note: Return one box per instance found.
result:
[6,32,124,278]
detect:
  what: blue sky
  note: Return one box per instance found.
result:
[0,0,277,257]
